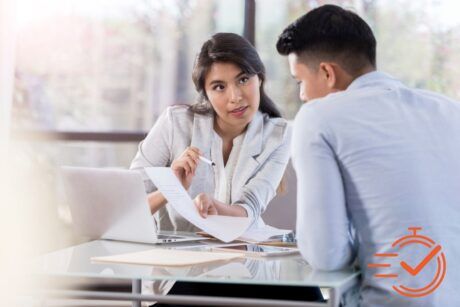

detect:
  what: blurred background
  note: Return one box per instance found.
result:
[2,0,460,280]
[11,0,460,169]
[1,0,459,304]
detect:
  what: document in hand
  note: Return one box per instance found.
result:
[92,248,244,267]
[145,167,251,243]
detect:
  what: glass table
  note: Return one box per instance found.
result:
[32,237,360,307]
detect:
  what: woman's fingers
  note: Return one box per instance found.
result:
[208,205,218,216]
[181,147,201,173]
[188,147,202,157]
[172,154,198,176]
[186,151,200,163]
[194,198,206,218]
[185,158,197,175]
[171,147,203,189]
[194,193,212,218]
[172,160,191,176]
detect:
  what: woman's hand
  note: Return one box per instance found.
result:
[194,193,218,218]
[171,147,201,190]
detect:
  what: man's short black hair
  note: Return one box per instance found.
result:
[276,4,376,75]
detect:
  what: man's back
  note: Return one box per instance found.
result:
[292,71,460,306]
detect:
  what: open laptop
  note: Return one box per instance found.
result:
[60,167,204,244]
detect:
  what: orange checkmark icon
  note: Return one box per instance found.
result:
[400,245,442,276]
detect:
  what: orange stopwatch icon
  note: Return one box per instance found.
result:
[368,227,447,298]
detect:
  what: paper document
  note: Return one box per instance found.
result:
[145,167,251,243]
[92,248,244,267]
[239,225,292,243]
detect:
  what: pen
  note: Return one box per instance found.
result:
[199,155,216,167]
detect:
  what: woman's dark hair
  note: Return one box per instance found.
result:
[276,5,376,75]
[190,32,282,118]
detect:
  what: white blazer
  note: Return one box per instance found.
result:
[130,105,291,232]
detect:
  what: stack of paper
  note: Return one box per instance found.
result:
[92,248,244,267]
[197,225,292,243]
[238,225,292,243]
[145,167,251,243]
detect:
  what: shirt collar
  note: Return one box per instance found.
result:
[210,111,263,157]
[347,70,401,91]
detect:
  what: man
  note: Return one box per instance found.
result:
[277,4,460,306]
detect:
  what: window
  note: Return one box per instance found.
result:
[256,0,460,118]
[12,0,460,167]
[13,0,245,166]
[14,0,246,132]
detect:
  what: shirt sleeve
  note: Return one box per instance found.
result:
[234,125,292,225]
[129,108,173,192]
[291,106,355,271]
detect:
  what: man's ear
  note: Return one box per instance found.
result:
[318,62,337,89]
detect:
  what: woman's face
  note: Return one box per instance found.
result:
[204,62,260,134]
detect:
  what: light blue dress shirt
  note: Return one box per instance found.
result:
[292,71,460,306]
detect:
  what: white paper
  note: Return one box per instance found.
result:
[238,224,292,243]
[91,248,244,267]
[145,167,251,243]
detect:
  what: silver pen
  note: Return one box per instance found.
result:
[199,155,216,167]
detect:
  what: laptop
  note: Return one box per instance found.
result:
[60,167,205,244]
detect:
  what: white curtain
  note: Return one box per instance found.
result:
[0,0,17,304]
[0,0,15,151]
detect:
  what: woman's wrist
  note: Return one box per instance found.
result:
[147,191,168,214]
[213,200,248,217]
[213,200,224,215]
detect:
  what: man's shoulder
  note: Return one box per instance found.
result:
[294,88,379,134]
[297,80,405,121]
[413,87,460,106]
[304,87,378,110]
[295,95,341,123]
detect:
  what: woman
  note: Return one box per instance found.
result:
[130,32,291,230]
[131,32,322,306]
